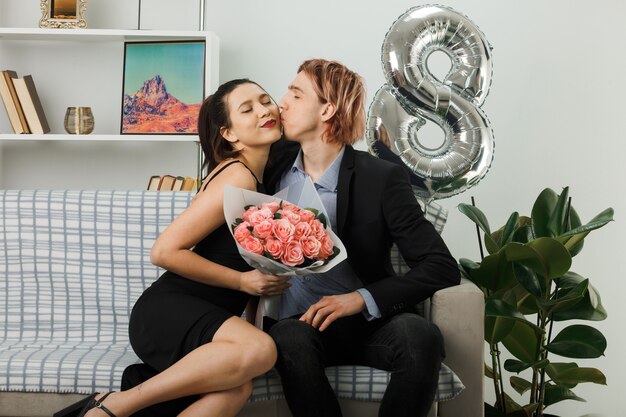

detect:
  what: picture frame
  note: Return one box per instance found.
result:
[39,0,87,29]
[121,41,206,135]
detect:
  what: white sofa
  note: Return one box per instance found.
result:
[0,190,483,417]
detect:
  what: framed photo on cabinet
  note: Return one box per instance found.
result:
[39,0,87,29]
[121,41,206,135]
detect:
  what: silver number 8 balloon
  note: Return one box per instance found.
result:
[366,5,494,202]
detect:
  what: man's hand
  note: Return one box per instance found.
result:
[299,291,366,331]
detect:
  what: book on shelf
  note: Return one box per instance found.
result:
[0,70,30,134]
[12,75,50,135]
[147,175,161,191]
[157,175,177,191]
[181,176,197,191]
[171,176,185,191]
[147,175,198,191]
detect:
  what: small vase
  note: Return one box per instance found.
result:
[64,107,94,134]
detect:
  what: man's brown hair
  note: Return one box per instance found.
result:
[298,59,366,145]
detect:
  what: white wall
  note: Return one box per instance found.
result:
[2,1,625,415]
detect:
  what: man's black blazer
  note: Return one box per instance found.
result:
[264,139,460,318]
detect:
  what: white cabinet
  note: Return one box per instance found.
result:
[0,28,219,189]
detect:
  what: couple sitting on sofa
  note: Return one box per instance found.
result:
[61,58,460,417]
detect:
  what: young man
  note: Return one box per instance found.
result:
[263,59,460,417]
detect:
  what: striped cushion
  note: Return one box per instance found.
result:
[0,190,463,402]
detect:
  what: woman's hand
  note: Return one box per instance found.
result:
[239,270,291,296]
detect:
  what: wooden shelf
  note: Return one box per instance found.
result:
[0,134,199,142]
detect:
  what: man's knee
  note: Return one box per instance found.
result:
[387,314,445,361]
[268,319,323,371]
[269,319,318,349]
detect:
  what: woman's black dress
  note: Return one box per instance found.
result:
[128,161,263,371]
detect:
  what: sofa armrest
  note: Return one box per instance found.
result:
[430,278,484,417]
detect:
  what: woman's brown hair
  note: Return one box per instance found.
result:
[198,79,262,172]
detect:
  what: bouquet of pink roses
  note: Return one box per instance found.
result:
[224,177,347,328]
[232,200,339,268]
[224,177,346,277]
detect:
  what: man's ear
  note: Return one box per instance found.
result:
[320,102,336,122]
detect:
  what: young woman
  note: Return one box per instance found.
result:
[72,79,289,417]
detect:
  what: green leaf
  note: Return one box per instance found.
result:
[555,271,587,289]
[504,358,550,373]
[546,325,607,358]
[505,238,572,280]
[552,273,607,321]
[547,186,570,236]
[554,290,607,322]
[497,392,524,414]
[537,279,588,316]
[558,208,614,239]
[510,376,532,395]
[486,316,516,344]
[558,208,613,255]
[485,362,495,379]
[485,298,530,343]
[503,285,540,315]
[513,216,534,244]
[303,207,319,217]
[564,207,584,256]
[502,320,543,364]
[504,359,531,373]
[499,212,520,247]
[545,363,607,388]
[543,383,586,407]
[317,212,328,229]
[512,262,545,297]
[464,251,517,292]
[531,188,559,238]
[458,203,499,253]
[459,258,482,283]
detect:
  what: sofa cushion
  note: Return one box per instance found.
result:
[0,190,463,403]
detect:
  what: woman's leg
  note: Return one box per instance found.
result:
[178,381,253,417]
[85,317,275,417]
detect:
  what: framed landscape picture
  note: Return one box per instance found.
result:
[121,41,206,135]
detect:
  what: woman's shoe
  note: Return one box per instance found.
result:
[77,392,117,417]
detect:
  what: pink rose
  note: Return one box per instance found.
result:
[247,209,270,227]
[253,219,274,239]
[261,201,280,214]
[301,235,322,259]
[317,234,335,260]
[242,206,259,223]
[272,218,295,243]
[280,209,301,225]
[258,207,274,219]
[281,241,304,266]
[264,237,284,259]
[241,236,264,255]
[309,219,326,240]
[293,221,312,240]
[233,221,252,243]
[281,201,297,211]
[299,209,316,223]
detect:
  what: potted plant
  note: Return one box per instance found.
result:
[458,187,613,417]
